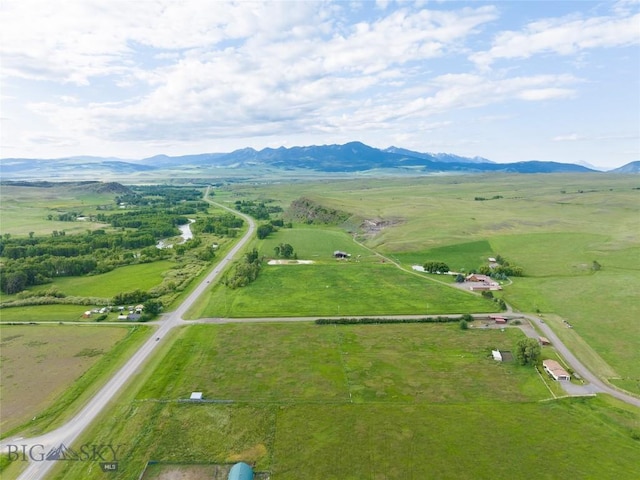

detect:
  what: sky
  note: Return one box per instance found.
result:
[1,0,639,168]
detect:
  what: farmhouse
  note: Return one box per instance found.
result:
[333,250,351,259]
[228,462,254,480]
[466,273,492,282]
[465,274,502,291]
[543,359,571,381]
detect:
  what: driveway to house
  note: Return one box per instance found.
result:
[517,313,640,407]
[2,197,255,480]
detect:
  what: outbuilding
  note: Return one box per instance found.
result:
[228,462,254,480]
[190,392,203,401]
[539,336,551,346]
[543,359,570,381]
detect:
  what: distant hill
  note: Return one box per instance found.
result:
[1,142,607,179]
[610,161,640,173]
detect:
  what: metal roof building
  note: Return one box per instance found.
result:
[228,462,254,480]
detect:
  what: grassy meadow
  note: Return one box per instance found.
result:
[0,184,115,236]
[223,175,640,392]
[46,323,640,480]
[0,324,150,437]
[189,227,497,318]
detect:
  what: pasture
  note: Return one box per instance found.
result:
[43,260,175,298]
[192,262,496,319]
[224,175,640,392]
[0,184,114,236]
[48,323,640,480]
[0,324,149,436]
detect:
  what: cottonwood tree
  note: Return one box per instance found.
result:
[515,338,541,365]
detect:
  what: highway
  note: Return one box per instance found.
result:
[2,197,638,479]
[3,199,255,480]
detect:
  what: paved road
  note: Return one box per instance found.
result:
[3,198,639,478]
[2,197,255,480]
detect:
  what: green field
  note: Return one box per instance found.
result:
[46,260,175,298]
[189,227,497,318]
[45,323,640,480]
[2,174,639,479]
[223,175,640,391]
[0,184,115,236]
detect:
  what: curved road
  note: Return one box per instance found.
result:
[3,198,255,480]
[3,200,638,479]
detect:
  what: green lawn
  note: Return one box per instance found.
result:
[43,323,640,480]
[193,262,496,318]
[45,260,175,297]
[0,304,103,322]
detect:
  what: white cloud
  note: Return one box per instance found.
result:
[1,1,637,167]
[553,133,584,142]
[471,8,640,69]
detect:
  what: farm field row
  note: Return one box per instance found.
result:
[42,323,640,480]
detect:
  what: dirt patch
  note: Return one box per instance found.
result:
[267,259,314,265]
[0,325,128,433]
[141,464,270,480]
[360,217,404,238]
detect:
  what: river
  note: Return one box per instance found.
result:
[156,219,194,249]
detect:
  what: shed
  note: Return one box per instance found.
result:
[539,336,551,346]
[491,350,503,361]
[543,359,570,381]
[190,392,203,401]
[228,462,254,480]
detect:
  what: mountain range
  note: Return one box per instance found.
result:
[1,142,638,179]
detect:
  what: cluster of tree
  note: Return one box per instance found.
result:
[422,261,450,273]
[273,243,295,259]
[224,249,262,289]
[475,254,524,278]
[47,212,82,222]
[0,186,219,295]
[479,291,507,310]
[474,195,503,201]
[0,230,161,260]
[284,197,351,225]
[514,338,541,365]
[102,210,189,238]
[116,186,205,207]
[234,200,283,220]
[316,316,462,325]
[255,218,290,240]
[191,213,243,236]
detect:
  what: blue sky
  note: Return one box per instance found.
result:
[1,0,638,168]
